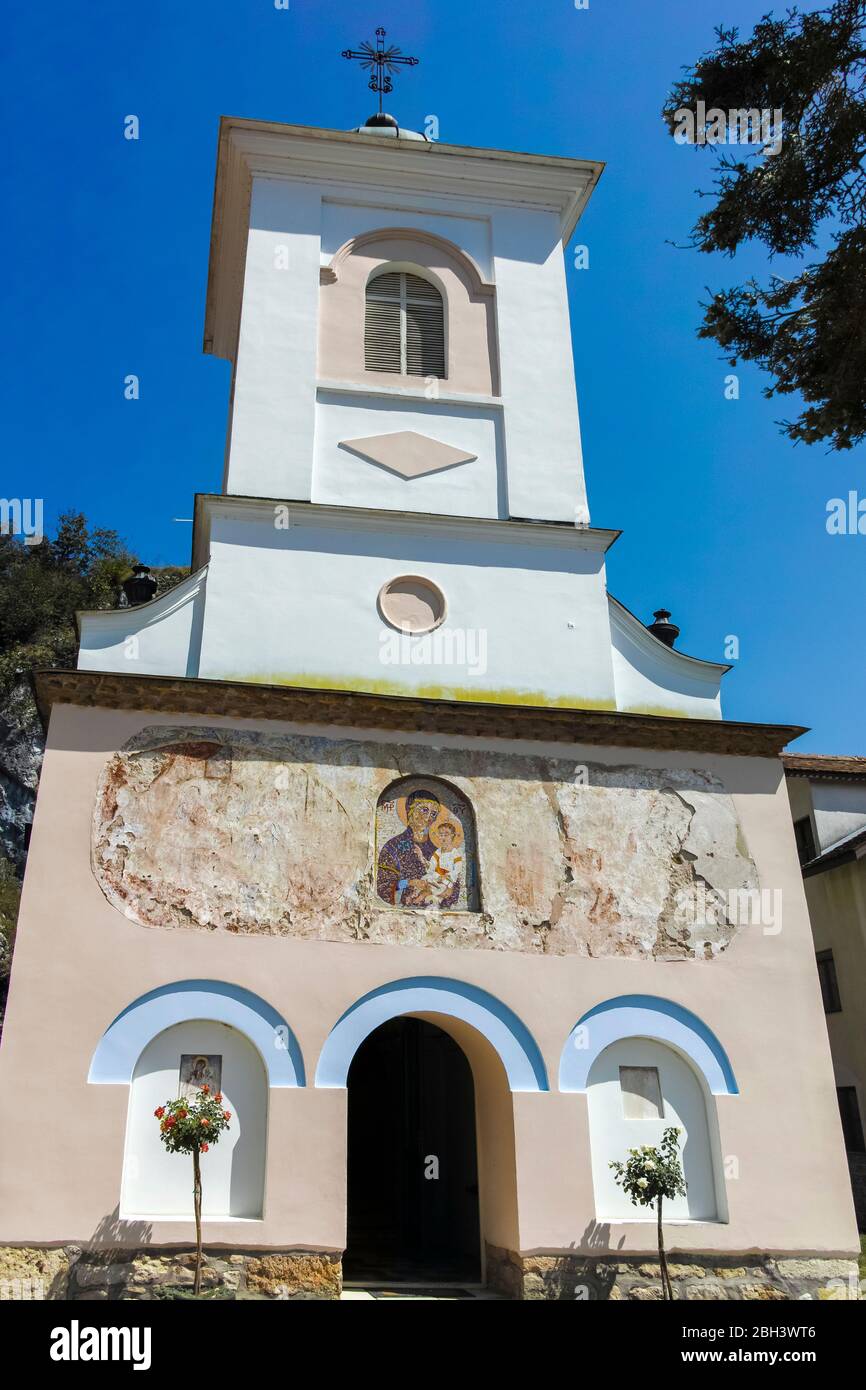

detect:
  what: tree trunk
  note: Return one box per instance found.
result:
[192,1147,203,1296]
[657,1195,674,1300]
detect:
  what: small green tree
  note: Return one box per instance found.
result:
[154,1086,232,1295]
[610,1127,687,1300]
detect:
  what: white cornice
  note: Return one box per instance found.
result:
[316,380,503,410]
[228,120,602,216]
[75,566,208,635]
[191,493,619,570]
[608,594,730,680]
[204,117,604,361]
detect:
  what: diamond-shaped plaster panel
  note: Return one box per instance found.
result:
[338,430,478,479]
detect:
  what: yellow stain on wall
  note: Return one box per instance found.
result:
[623,703,706,720]
[221,670,618,712]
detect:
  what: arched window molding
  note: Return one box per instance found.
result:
[558,994,738,1096]
[88,979,305,1088]
[315,976,548,1092]
[324,228,493,297]
[318,227,499,396]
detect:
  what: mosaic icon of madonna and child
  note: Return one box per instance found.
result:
[375,780,478,911]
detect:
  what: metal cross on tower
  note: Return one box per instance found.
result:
[341,27,419,116]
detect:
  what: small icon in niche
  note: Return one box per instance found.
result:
[179,1053,222,1099]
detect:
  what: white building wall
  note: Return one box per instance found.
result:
[78,569,206,678]
[73,515,725,720]
[75,142,727,719]
[195,506,616,707]
[320,198,494,281]
[609,599,724,719]
[224,177,322,500]
[491,207,588,524]
[224,174,589,526]
[810,781,866,851]
[312,390,503,518]
[785,776,813,824]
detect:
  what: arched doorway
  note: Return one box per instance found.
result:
[344,1017,481,1282]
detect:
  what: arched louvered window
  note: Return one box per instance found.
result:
[365,270,446,378]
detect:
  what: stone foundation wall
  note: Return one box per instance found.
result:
[2,1243,859,1300]
[0,1246,342,1301]
[485,1246,861,1300]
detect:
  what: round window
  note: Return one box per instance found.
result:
[378,576,447,634]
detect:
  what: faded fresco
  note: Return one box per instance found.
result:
[92,725,760,959]
[375,778,477,911]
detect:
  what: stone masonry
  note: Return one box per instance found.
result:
[0,1245,342,1300]
[485,1245,861,1300]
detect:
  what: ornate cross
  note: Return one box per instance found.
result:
[342,27,419,115]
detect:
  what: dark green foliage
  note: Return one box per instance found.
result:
[0,512,132,697]
[662,2,866,449]
[0,855,21,945]
[0,512,190,698]
[0,852,21,1023]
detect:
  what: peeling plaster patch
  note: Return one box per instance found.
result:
[551,764,759,959]
[93,730,369,940]
[92,730,758,959]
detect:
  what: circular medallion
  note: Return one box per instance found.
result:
[377,575,447,634]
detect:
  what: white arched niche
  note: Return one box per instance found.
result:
[120,1020,267,1220]
[587,1037,725,1223]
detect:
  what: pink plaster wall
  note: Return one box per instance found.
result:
[0,701,858,1261]
[318,230,499,396]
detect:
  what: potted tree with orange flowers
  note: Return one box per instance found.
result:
[154,1085,232,1295]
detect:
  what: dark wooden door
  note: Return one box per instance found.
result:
[344,1017,481,1282]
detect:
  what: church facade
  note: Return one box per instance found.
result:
[0,115,859,1300]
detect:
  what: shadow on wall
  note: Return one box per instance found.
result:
[582,1218,622,1252]
[68,1208,154,1300]
[535,1224,622,1299]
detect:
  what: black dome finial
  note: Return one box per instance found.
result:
[364,111,399,129]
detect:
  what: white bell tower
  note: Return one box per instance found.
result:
[208,116,600,526]
[78,109,729,721]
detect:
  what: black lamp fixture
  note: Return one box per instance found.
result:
[647,608,680,648]
[122,563,157,607]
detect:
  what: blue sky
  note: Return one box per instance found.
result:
[3,1,863,750]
